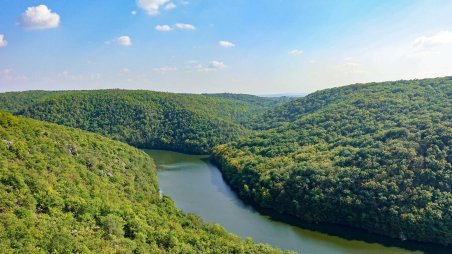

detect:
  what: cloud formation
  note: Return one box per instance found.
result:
[19,5,60,29]
[219,40,235,48]
[155,25,172,31]
[289,49,303,55]
[414,31,452,48]
[164,2,176,10]
[175,23,195,30]
[208,61,227,70]
[185,60,227,72]
[0,34,7,47]
[137,0,175,16]
[117,36,132,46]
[155,23,196,31]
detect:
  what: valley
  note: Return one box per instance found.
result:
[149,149,451,254]
[0,77,451,253]
[1,2,451,253]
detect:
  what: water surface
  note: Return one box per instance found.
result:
[145,149,450,254]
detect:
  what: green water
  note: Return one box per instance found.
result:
[145,149,450,254]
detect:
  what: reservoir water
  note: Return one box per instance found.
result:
[145,149,451,254]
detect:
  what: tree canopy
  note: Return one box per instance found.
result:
[213,77,452,245]
[0,90,286,154]
[2,77,451,246]
[0,112,288,253]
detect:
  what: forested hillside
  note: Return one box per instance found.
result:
[204,93,290,110]
[203,93,293,127]
[0,90,63,113]
[213,77,452,245]
[0,112,287,253]
[1,90,284,154]
[3,78,451,246]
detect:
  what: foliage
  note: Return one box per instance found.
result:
[213,77,452,245]
[3,90,284,154]
[204,93,294,127]
[0,90,64,113]
[3,77,451,246]
[0,112,288,253]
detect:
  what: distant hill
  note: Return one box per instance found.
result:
[0,90,285,154]
[213,77,452,245]
[0,90,65,112]
[204,93,292,104]
[3,78,451,245]
[0,112,287,253]
[259,93,308,98]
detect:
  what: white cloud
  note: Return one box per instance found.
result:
[185,60,227,72]
[208,61,227,70]
[175,23,195,30]
[414,31,452,49]
[131,10,137,15]
[156,23,195,31]
[164,2,177,10]
[289,49,303,55]
[155,25,173,31]
[19,5,60,29]
[137,0,171,16]
[0,34,7,47]
[219,40,235,48]
[117,36,132,46]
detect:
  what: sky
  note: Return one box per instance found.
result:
[1,0,452,95]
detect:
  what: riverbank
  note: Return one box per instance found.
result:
[145,149,452,254]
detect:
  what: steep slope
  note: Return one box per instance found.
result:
[8,90,282,154]
[0,112,287,253]
[213,77,452,245]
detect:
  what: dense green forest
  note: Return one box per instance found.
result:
[0,112,288,253]
[2,77,451,246]
[0,90,285,154]
[0,90,65,113]
[213,77,452,245]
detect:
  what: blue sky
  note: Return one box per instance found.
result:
[1,0,452,94]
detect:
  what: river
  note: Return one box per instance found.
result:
[145,149,451,254]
